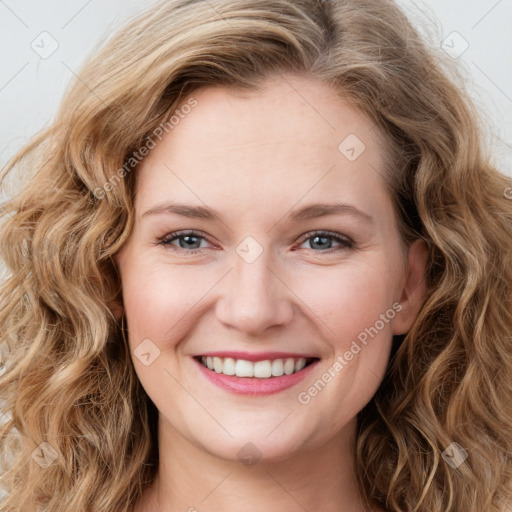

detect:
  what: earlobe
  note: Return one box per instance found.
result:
[392,239,429,335]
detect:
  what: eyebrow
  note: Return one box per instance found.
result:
[141,201,374,224]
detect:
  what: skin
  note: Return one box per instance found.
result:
[115,73,428,512]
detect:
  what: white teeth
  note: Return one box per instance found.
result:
[222,357,236,376]
[253,360,272,378]
[294,358,306,372]
[199,356,314,378]
[283,358,295,375]
[235,359,253,377]
[213,357,223,373]
[271,359,284,377]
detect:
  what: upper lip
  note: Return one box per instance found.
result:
[195,351,320,362]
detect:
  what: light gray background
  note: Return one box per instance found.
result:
[1,0,511,173]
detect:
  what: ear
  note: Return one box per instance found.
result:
[392,239,429,335]
[109,300,124,322]
[109,253,124,322]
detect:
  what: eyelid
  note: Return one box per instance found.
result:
[158,229,216,252]
[295,229,354,248]
[157,229,354,254]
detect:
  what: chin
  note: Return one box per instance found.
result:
[189,423,319,466]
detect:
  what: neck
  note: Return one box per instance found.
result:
[134,415,382,512]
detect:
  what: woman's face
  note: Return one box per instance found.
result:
[116,74,427,463]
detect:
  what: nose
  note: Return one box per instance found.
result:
[214,244,294,336]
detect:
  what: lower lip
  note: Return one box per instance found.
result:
[193,357,319,396]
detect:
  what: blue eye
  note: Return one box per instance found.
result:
[157,230,354,254]
[159,231,210,253]
[297,230,353,252]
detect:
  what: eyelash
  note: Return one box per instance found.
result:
[157,230,354,255]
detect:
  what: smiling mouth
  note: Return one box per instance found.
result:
[195,355,319,378]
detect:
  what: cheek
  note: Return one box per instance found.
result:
[289,264,397,433]
[121,259,217,347]
[119,261,218,400]
[294,259,398,347]
[294,263,397,410]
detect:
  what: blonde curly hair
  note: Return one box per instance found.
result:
[1,0,511,511]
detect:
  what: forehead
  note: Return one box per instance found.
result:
[163,76,382,154]
[135,74,391,220]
